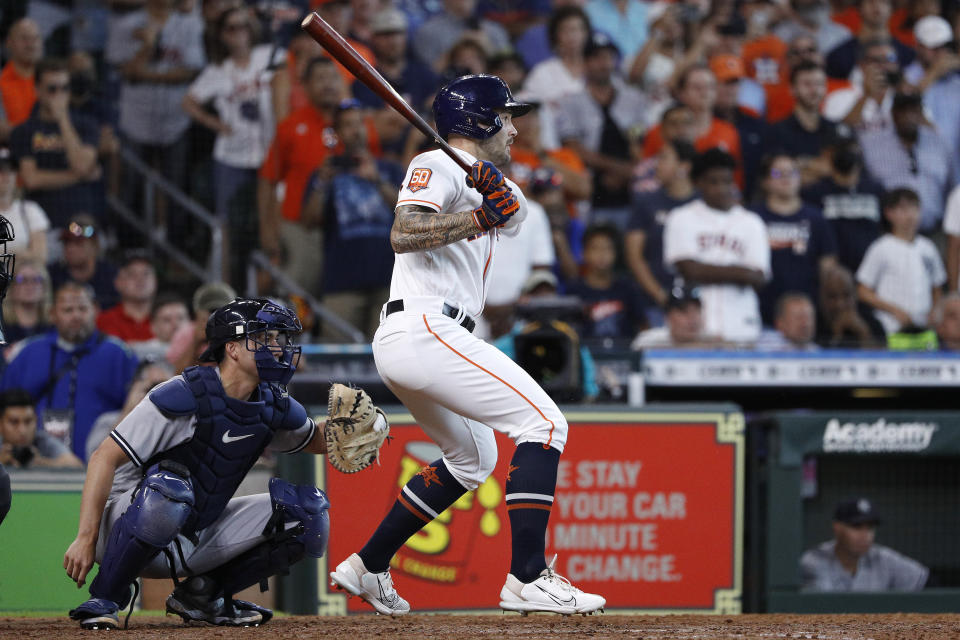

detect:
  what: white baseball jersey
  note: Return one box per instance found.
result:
[394,148,528,318]
[663,199,771,342]
[856,233,946,333]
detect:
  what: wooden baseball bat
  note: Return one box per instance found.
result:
[300,12,473,174]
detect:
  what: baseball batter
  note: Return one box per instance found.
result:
[329,74,606,616]
[63,299,332,629]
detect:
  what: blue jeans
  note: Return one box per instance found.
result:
[213,161,257,220]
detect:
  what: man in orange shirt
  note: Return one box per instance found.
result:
[764,34,851,123]
[643,64,743,187]
[0,18,42,133]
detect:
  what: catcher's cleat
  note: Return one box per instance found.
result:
[499,556,606,615]
[69,597,120,630]
[330,553,410,616]
[165,582,265,627]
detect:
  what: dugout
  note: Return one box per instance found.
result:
[762,411,960,613]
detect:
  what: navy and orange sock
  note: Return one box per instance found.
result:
[505,442,561,583]
[357,459,467,573]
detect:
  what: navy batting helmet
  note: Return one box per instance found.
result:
[199,297,302,385]
[433,74,533,141]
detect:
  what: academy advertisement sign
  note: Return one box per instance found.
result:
[320,409,744,614]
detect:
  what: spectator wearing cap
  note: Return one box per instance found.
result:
[412,0,511,72]
[483,169,557,339]
[663,149,771,343]
[766,62,837,186]
[2,258,53,346]
[910,16,960,185]
[0,19,43,132]
[625,138,697,316]
[0,388,81,468]
[300,101,402,340]
[9,58,102,229]
[642,65,743,189]
[567,224,647,341]
[525,165,585,284]
[711,54,767,200]
[48,215,119,310]
[584,0,648,62]
[800,497,928,592]
[822,39,899,132]
[183,6,284,222]
[260,58,380,296]
[352,8,439,158]
[0,146,49,263]
[631,285,716,349]
[752,152,837,325]
[801,129,883,273]
[556,32,648,230]
[95,251,158,343]
[825,0,915,80]
[816,264,885,348]
[168,282,235,373]
[860,92,954,232]
[0,281,138,461]
[755,292,819,350]
[128,293,189,362]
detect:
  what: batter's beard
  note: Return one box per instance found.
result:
[480,138,511,167]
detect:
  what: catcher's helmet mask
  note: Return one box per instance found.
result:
[199,298,302,386]
[0,214,15,345]
[433,74,533,141]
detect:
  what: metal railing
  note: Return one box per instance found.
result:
[246,249,366,343]
[107,145,227,281]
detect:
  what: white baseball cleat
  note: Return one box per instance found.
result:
[499,556,606,615]
[330,553,411,616]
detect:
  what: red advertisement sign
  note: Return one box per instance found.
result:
[321,410,743,613]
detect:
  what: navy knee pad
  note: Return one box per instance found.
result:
[90,462,195,606]
[268,478,330,558]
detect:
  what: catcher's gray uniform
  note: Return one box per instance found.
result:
[99,376,315,577]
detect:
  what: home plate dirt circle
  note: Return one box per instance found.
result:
[5,613,960,639]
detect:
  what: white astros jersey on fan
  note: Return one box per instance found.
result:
[393,148,528,318]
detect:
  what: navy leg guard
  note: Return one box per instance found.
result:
[200,479,329,599]
[89,462,194,607]
[267,478,330,558]
[0,463,10,527]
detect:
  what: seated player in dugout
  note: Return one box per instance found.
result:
[63,297,389,629]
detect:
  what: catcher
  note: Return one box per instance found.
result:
[63,297,389,629]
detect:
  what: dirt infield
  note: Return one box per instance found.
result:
[4,613,960,639]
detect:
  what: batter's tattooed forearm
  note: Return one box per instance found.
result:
[390,204,480,253]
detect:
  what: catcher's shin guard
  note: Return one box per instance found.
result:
[267,478,330,558]
[90,462,194,606]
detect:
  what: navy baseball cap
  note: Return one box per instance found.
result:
[666,285,701,310]
[834,497,882,526]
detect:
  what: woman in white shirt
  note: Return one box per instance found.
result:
[522,6,591,148]
[0,146,49,264]
[182,6,282,219]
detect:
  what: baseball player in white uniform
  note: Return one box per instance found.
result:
[663,148,771,343]
[329,74,605,616]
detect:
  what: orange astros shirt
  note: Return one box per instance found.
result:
[0,63,36,127]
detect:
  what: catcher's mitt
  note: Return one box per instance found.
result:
[323,383,390,473]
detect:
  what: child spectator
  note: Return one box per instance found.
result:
[753,153,837,325]
[857,188,946,334]
[95,251,158,343]
[0,388,81,468]
[129,293,189,361]
[566,224,647,342]
[664,148,771,343]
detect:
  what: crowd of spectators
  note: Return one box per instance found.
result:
[3,0,960,458]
